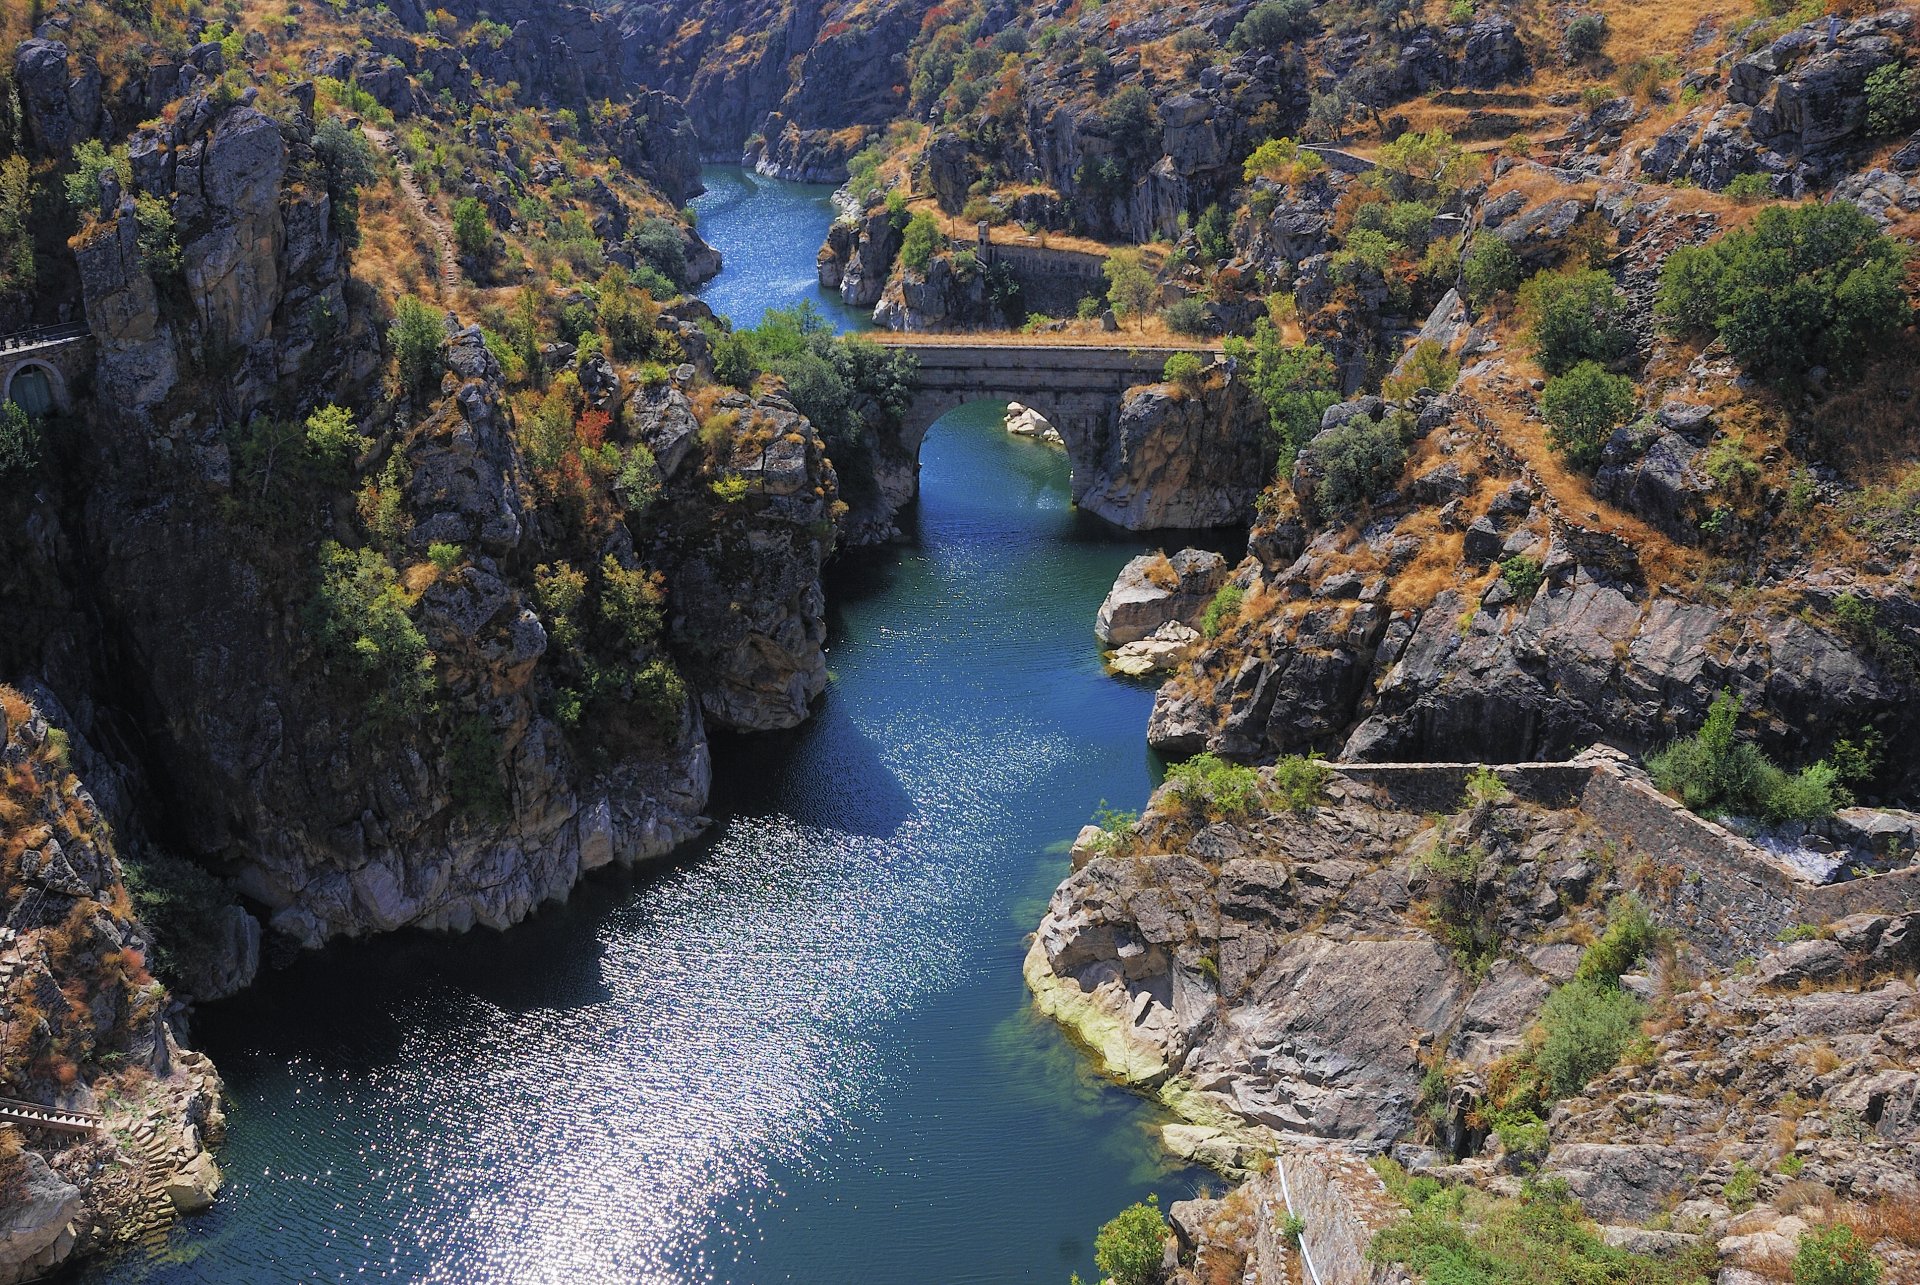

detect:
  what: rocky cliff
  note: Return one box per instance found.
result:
[0,688,224,1284]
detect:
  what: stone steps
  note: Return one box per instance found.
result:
[129,1130,178,1256]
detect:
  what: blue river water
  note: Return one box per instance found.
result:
[100,165,1207,1285]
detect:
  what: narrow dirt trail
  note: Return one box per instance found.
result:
[363,124,461,294]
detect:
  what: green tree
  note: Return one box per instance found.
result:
[1228,0,1316,49]
[308,542,436,721]
[304,403,360,475]
[62,139,125,216]
[1162,351,1205,387]
[1461,233,1521,310]
[1195,202,1232,264]
[0,400,41,479]
[390,296,446,403]
[1103,248,1157,329]
[1518,269,1631,376]
[1865,62,1919,137]
[1094,1198,1167,1285]
[451,196,494,266]
[630,216,688,289]
[1303,414,1406,512]
[312,116,380,246]
[1539,361,1636,469]
[1656,200,1910,382]
[1535,979,1643,1099]
[899,211,943,274]
[1226,322,1342,463]
[0,155,34,295]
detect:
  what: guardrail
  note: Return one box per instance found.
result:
[0,1096,103,1135]
[0,323,89,355]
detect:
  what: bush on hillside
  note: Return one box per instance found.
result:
[1224,322,1341,464]
[1656,201,1910,382]
[1535,979,1644,1099]
[1163,350,1206,386]
[0,400,41,479]
[1165,752,1265,820]
[1645,690,1851,821]
[900,211,942,274]
[1161,296,1211,336]
[1461,234,1522,310]
[1303,414,1406,513]
[1093,1197,1167,1285]
[1540,360,1636,469]
[1575,897,1656,985]
[1518,269,1632,376]
[308,541,436,721]
[1794,1225,1885,1285]
[390,295,446,403]
[1229,0,1317,49]
[1199,583,1244,636]
[630,216,688,289]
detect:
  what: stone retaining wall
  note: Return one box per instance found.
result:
[1253,1147,1413,1285]
[1328,755,1918,964]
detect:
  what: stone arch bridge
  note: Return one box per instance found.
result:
[866,337,1242,530]
[0,324,92,417]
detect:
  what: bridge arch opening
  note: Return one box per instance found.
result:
[4,361,63,417]
[899,392,1105,513]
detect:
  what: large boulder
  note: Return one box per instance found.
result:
[1095,549,1229,646]
[12,38,101,156]
[0,1152,82,1285]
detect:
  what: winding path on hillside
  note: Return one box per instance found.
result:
[362,124,461,294]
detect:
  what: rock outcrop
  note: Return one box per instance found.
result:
[1094,549,1229,646]
[1075,371,1275,530]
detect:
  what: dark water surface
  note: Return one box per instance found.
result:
[104,167,1206,1285]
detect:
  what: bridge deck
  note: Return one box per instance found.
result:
[0,323,90,359]
[0,1096,103,1136]
[867,331,1221,355]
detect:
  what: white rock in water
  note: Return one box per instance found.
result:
[1108,621,1200,676]
[1005,402,1059,442]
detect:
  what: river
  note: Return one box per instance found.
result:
[99,164,1206,1284]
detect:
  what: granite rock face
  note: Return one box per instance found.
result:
[1095,549,1230,646]
[1076,373,1277,530]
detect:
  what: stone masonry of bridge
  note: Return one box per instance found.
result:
[878,340,1228,524]
[0,326,93,415]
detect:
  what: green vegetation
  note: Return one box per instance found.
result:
[1724,1161,1759,1212]
[1242,137,1325,187]
[0,156,34,296]
[1518,269,1632,376]
[1865,62,1919,137]
[308,542,436,722]
[1368,1165,1716,1283]
[1102,249,1157,329]
[1645,690,1850,821]
[1083,802,1140,858]
[1272,755,1332,812]
[1160,296,1211,336]
[1199,583,1244,637]
[1224,323,1341,465]
[1194,203,1232,264]
[1163,350,1206,387]
[1500,555,1543,600]
[0,401,41,479]
[1793,1225,1884,1285]
[303,403,359,476]
[1461,233,1522,310]
[62,138,127,215]
[312,116,380,246]
[1540,360,1636,469]
[1563,13,1609,61]
[1281,1212,1308,1246]
[1536,980,1644,1099]
[1574,897,1656,985]
[427,542,464,572]
[1657,201,1909,381]
[899,211,943,274]
[1723,172,1776,205]
[1165,752,1265,820]
[1093,1196,1167,1285]
[712,303,916,473]
[1229,0,1317,49]
[1462,766,1509,806]
[630,216,688,290]
[1301,413,1407,513]
[390,295,446,404]
[121,849,237,992]
[451,196,494,267]
[447,715,506,818]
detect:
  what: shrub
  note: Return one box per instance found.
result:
[1647,690,1850,821]
[633,657,687,728]
[1563,13,1608,61]
[447,715,505,818]
[1656,201,1910,382]
[1225,323,1341,464]
[1575,897,1656,985]
[599,556,666,652]
[1304,415,1407,513]
[1865,63,1919,137]
[630,216,688,289]
[1165,752,1265,820]
[1161,297,1211,336]
[615,444,661,517]
[1386,339,1459,398]
[63,139,126,216]
[1103,248,1157,328]
[1462,766,1509,806]
[390,296,446,403]
[900,211,942,274]
[1281,1213,1308,1247]
[1093,1197,1167,1285]
[1083,803,1140,858]
[121,849,236,991]
[1793,1225,1884,1285]
[427,541,463,572]
[1540,361,1636,469]
[1461,234,1522,310]
[308,542,436,721]
[451,196,493,264]
[1272,755,1331,812]
[1500,555,1543,600]
[0,401,41,479]
[1535,979,1644,1099]
[1163,350,1206,386]
[1229,0,1316,49]
[1518,270,1632,376]
[1243,137,1325,187]
[1723,172,1776,205]
[1199,583,1244,637]
[1195,202,1232,264]
[304,403,359,475]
